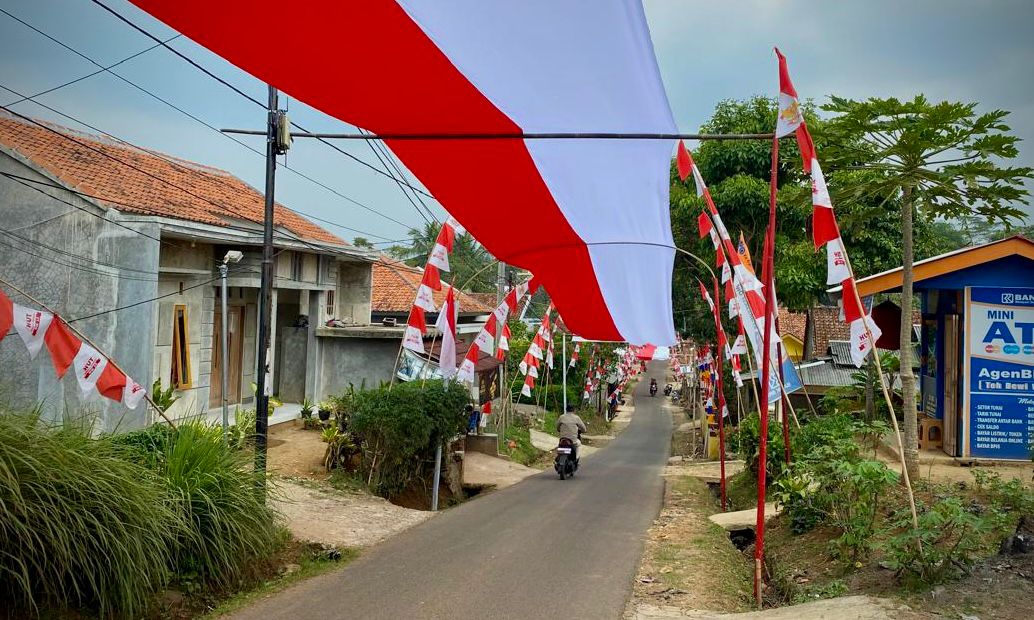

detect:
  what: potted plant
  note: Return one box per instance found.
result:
[300,398,314,419]
[318,400,334,422]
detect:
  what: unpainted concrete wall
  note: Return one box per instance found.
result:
[317,335,399,399]
[0,152,159,432]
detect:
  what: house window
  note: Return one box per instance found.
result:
[325,290,335,319]
[291,252,304,281]
[171,304,192,389]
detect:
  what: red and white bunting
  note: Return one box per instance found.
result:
[781,49,879,368]
[569,342,580,368]
[520,373,535,398]
[72,342,109,396]
[434,285,459,380]
[426,220,457,271]
[495,323,511,362]
[455,278,536,385]
[775,47,815,171]
[1,289,146,408]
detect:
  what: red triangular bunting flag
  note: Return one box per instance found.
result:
[44,319,81,379]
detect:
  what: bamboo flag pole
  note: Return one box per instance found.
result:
[754,135,780,608]
[0,276,176,428]
[711,277,728,512]
[839,255,922,539]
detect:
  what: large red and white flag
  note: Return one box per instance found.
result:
[434,285,459,380]
[131,0,679,345]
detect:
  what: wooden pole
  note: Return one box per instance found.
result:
[712,277,728,512]
[754,135,780,608]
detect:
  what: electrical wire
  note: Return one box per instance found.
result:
[67,267,259,323]
[0,8,417,237]
[0,225,161,276]
[0,80,401,241]
[88,0,439,204]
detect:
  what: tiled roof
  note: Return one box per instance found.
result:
[778,307,807,342]
[0,112,343,245]
[371,257,494,314]
[811,306,852,358]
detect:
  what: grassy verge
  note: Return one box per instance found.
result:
[632,475,753,613]
[503,424,544,467]
[199,544,359,618]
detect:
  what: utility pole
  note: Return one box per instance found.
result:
[255,85,283,484]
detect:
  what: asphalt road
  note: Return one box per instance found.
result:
[232,362,672,620]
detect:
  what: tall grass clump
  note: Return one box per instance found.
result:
[0,410,182,617]
[139,421,284,589]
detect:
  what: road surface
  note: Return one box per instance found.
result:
[232,362,672,620]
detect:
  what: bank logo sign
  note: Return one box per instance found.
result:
[965,287,1034,460]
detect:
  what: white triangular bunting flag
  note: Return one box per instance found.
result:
[402,325,425,353]
[849,315,882,367]
[825,237,851,286]
[413,284,437,312]
[123,377,147,410]
[427,243,450,271]
[456,357,477,384]
[72,343,108,396]
[13,304,53,359]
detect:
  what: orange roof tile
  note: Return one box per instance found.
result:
[372,257,494,314]
[778,307,807,342]
[0,113,343,245]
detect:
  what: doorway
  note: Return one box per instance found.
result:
[210,306,245,409]
[942,314,961,456]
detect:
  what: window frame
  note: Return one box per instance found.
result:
[325,289,336,319]
[170,304,193,389]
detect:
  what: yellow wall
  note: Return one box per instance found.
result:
[782,335,804,362]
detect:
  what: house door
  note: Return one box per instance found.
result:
[942,314,961,456]
[210,306,245,409]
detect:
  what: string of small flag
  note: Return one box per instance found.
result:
[455,278,536,385]
[0,288,147,410]
[402,217,464,354]
[775,49,882,367]
[519,303,554,397]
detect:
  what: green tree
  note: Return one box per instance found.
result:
[388,221,498,292]
[822,96,1032,479]
[351,236,374,249]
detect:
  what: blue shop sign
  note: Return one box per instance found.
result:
[964,287,1034,460]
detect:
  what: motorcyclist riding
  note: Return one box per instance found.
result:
[556,405,587,464]
[649,378,658,396]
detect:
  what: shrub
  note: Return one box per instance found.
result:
[152,421,283,589]
[882,497,994,586]
[734,413,792,482]
[0,411,182,618]
[349,380,469,498]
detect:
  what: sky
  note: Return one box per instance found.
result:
[1,0,1031,246]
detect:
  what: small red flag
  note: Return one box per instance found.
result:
[96,364,128,403]
[697,212,713,239]
[0,289,13,345]
[676,140,692,182]
[44,319,81,378]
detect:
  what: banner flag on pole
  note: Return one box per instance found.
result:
[434,285,459,380]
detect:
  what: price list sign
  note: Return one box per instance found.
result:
[964,287,1034,460]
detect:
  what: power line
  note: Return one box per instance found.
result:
[0,225,160,276]
[0,235,159,282]
[67,267,258,323]
[0,8,417,237]
[88,0,439,202]
[0,78,404,241]
[0,171,353,251]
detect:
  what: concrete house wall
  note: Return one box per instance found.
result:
[0,151,159,432]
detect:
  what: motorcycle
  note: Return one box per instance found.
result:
[649,383,658,397]
[663,384,673,396]
[554,437,579,480]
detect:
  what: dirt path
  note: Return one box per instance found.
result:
[273,480,432,549]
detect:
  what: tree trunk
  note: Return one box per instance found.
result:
[899,186,920,480]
